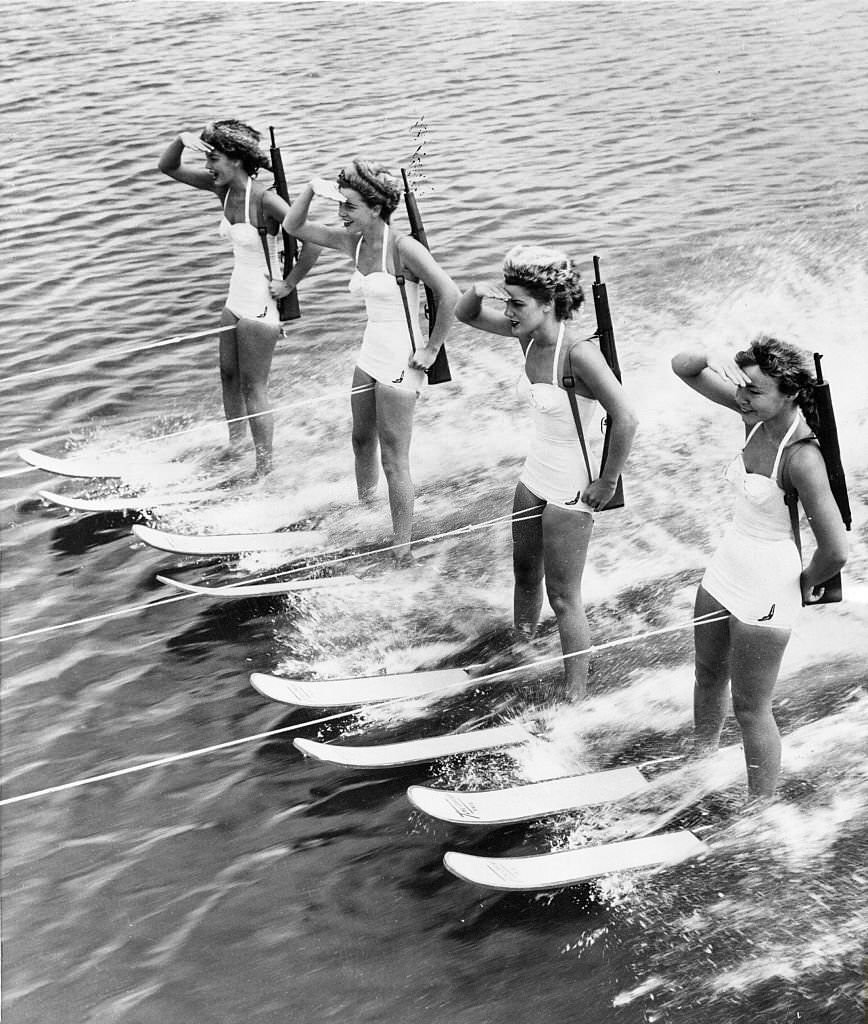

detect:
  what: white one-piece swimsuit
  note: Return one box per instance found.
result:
[219,178,279,324]
[702,416,803,629]
[516,322,600,514]
[348,225,425,391]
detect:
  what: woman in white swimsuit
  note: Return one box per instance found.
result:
[672,337,847,795]
[158,120,321,476]
[282,159,459,560]
[456,246,638,702]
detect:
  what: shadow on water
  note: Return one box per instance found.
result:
[46,511,141,555]
[161,594,305,656]
[447,885,613,939]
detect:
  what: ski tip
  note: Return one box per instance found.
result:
[249,672,290,702]
[293,737,322,760]
[155,574,190,592]
[37,489,69,506]
[406,785,429,814]
[405,784,468,823]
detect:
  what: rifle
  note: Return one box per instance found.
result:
[268,127,301,321]
[583,256,625,509]
[400,168,451,384]
[812,353,851,530]
[592,256,621,382]
[783,353,851,604]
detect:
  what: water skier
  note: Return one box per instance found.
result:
[456,246,638,702]
[158,120,321,476]
[282,160,459,561]
[672,337,848,796]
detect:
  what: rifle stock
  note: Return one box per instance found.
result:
[268,127,301,321]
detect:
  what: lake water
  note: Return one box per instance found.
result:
[2,2,867,1022]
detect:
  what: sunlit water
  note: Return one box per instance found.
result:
[2,2,867,1022]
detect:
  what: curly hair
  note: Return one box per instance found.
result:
[201,120,271,176]
[735,335,818,430]
[336,158,402,221]
[502,244,585,320]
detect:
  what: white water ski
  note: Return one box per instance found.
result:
[20,448,141,479]
[293,723,531,768]
[133,523,324,555]
[407,766,650,825]
[250,666,478,708]
[39,489,201,514]
[444,830,707,891]
[156,573,359,597]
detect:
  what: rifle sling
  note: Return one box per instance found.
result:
[562,339,599,483]
[256,191,274,279]
[780,436,820,563]
[393,238,417,355]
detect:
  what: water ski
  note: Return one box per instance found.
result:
[133,523,324,555]
[407,765,650,825]
[293,723,531,769]
[19,448,131,479]
[250,665,479,708]
[39,489,200,514]
[443,830,707,891]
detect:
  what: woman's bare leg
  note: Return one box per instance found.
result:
[541,504,594,701]
[236,317,280,475]
[512,482,546,637]
[218,311,246,452]
[350,367,380,502]
[375,382,417,559]
[729,620,790,796]
[692,586,734,753]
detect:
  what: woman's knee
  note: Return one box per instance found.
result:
[239,372,268,401]
[546,587,583,621]
[220,363,239,387]
[352,428,377,458]
[378,438,410,478]
[732,699,775,736]
[694,652,730,691]
[514,559,544,591]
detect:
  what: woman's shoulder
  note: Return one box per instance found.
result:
[255,183,283,217]
[392,230,418,260]
[781,433,825,491]
[565,328,607,364]
[392,230,422,277]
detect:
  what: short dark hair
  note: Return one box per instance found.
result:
[735,335,818,428]
[201,119,270,177]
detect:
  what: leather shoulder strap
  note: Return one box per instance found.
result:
[392,235,416,354]
[780,435,818,561]
[562,345,594,480]
[256,190,272,277]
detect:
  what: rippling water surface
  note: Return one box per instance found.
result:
[2,3,867,1022]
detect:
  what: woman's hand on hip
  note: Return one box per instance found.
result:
[408,345,438,372]
[581,478,617,511]
[269,278,291,299]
